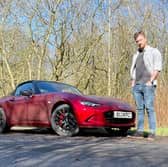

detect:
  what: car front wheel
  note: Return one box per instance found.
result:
[51,104,79,136]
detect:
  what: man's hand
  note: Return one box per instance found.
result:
[131,80,135,87]
[146,80,153,86]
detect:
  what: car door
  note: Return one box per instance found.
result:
[8,82,35,125]
[26,94,49,125]
[6,96,27,125]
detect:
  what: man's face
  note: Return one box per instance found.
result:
[135,34,147,49]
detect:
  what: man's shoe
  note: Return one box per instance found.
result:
[147,133,155,141]
[128,131,144,139]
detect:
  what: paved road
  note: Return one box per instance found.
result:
[0,128,168,167]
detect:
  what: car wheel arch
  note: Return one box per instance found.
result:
[51,101,75,116]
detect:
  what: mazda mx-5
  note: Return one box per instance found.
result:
[0,80,136,136]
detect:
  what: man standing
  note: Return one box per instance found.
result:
[130,31,162,140]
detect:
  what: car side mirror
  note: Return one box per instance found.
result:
[20,90,33,97]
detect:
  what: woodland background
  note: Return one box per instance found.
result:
[0,0,168,128]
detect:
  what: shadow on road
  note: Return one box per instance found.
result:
[1,127,168,167]
[7,127,128,137]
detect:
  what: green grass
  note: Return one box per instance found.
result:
[156,128,168,136]
[128,127,168,136]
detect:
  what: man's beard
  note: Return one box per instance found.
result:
[138,48,144,52]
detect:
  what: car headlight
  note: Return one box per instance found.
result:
[80,101,101,107]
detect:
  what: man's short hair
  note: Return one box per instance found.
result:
[134,31,145,40]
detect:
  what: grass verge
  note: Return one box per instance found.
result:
[128,127,168,136]
[156,128,168,136]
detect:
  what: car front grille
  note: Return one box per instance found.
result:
[104,111,135,124]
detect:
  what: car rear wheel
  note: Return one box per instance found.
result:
[0,108,8,133]
[51,104,79,136]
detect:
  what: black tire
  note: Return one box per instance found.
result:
[0,108,8,133]
[51,104,79,136]
[104,127,129,136]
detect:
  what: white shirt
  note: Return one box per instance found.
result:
[130,45,162,85]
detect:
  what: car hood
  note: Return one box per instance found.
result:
[57,92,132,110]
[84,95,126,104]
[78,95,133,110]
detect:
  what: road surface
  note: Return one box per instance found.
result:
[0,128,168,167]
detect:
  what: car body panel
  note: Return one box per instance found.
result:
[0,80,136,131]
[1,96,27,125]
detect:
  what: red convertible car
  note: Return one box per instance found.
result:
[0,80,135,136]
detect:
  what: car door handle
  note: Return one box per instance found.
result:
[9,98,15,102]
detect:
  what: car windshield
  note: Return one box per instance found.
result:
[36,81,82,95]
